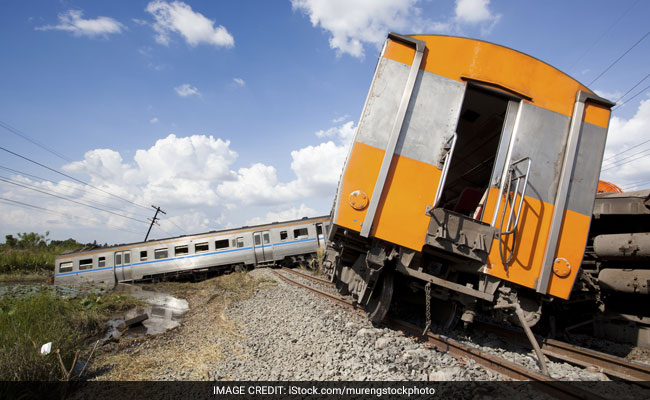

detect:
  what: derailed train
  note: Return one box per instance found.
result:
[323,33,649,336]
[54,216,328,285]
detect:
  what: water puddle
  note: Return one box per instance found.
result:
[106,283,189,338]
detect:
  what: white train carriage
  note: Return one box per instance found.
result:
[54,216,329,285]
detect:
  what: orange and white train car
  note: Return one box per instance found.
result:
[323,33,615,326]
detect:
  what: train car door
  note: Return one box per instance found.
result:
[114,250,132,282]
[253,231,273,264]
[315,223,324,248]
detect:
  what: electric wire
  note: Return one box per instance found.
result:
[0,164,152,219]
[602,138,650,161]
[0,176,149,225]
[567,0,640,72]
[588,30,650,86]
[0,145,152,212]
[0,120,72,162]
[614,71,650,103]
[619,177,650,189]
[612,82,650,110]
[0,197,143,236]
[602,146,650,168]
[601,152,650,171]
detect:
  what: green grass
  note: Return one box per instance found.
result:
[0,290,141,381]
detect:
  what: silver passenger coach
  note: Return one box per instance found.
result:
[54,216,329,285]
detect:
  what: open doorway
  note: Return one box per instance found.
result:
[439,86,510,220]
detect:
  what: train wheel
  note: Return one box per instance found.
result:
[366,270,394,323]
[430,299,460,330]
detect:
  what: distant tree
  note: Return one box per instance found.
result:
[16,232,49,249]
[4,234,18,248]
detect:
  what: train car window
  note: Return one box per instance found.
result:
[175,245,189,256]
[316,224,323,235]
[154,248,168,260]
[195,242,209,253]
[263,232,270,244]
[293,228,308,239]
[124,252,130,264]
[215,239,229,250]
[280,231,288,240]
[115,253,122,265]
[140,251,148,261]
[79,258,93,270]
[59,261,73,273]
[254,234,261,246]
[98,257,106,267]
[236,237,244,248]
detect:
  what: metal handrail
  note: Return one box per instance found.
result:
[432,134,458,208]
[500,157,532,235]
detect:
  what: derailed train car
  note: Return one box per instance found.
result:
[55,216,328,285]
[322,33,645,330]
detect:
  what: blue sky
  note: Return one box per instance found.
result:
[1,0,649,244]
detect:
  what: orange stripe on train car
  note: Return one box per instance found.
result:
[335,141,441,251]
[384,36,610,129]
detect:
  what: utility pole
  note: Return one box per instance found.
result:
[145,205,166,241]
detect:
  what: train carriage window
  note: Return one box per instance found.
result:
[195,242,209,253]
[254,234,261,246]
[215,239,229,250]
[115,253,122,265]
[140,251,148,261]
[154,248,168,260]
[58,261,73,273]
[124,252,130,264]
[98,257,106,267]
[293,228,308,239]
[236,237,244,248]
[280,231,288,240]
[79,258,93,270]
[263,232,270,244]
[175,245,189,256]
[316,224,323,235]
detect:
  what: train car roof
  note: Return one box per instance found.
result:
[56,215,330,258]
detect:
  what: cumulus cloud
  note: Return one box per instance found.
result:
[145,0,234,48]
[174,83,200,97]
[36,9,125,37]
[232,78,245,87]
[600,97,650,190]
[245,204,319,226]
[291,0,501,57]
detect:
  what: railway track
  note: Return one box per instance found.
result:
[271,268,649,399]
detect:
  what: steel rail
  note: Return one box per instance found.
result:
[475,321,650,386]
[280,267,335,287]
[269,269,606,400]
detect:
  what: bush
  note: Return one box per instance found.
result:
[0,291,140,381]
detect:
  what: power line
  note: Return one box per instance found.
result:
[601,152,650,171]
[0,164,152,219]
[603,138,650,161]
[612,82,650,110]
[619,177,650,189]
[0,175,149,225]
[568,0,641,71]
[0,145,152,212]
[602,146,650,168]
[614,71,650,103]
[0,197,143,236]
[588,30,650,86]
[0,120,72,162]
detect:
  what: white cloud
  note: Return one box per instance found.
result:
[600,97,650,190]
[150,117,159,124]
[233,78,245,87]
[594,89,623,103]
[145,0,234,48]
[174,83,200,97]
[245,204,319,226]
[315,120,355,146]
[291,0,501,57]
[36,9,125,37]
